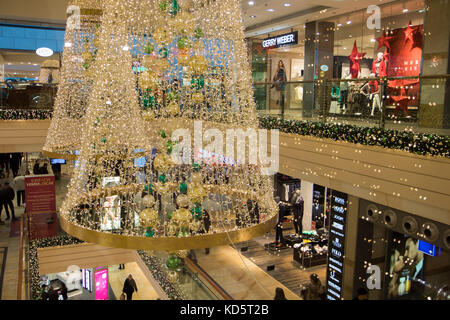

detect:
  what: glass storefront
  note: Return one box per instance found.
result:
[248,0,450,134]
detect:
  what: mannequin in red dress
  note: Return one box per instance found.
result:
[372,52,387,77]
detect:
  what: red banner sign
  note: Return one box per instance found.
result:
[25,175,56,214]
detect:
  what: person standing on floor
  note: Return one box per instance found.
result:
[12,170,27,207]
[122,274,138,300]
[0,184,7,225]
[60,282,68,300]
[304,273,325,300]
[10,153,21,177]
[33,159,40,175]
[2,182,17,221]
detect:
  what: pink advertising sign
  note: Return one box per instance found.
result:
[94,268,108,300]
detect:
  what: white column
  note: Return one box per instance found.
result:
[300,179,314,231]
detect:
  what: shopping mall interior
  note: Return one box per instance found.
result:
[0,0,448,307]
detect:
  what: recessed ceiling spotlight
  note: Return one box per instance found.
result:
[403,8,409,13]
[250,15,256,18]
[337,23,342,27]
[266,8,275,12]
[36,47,53,57]
[346,20,352,24]
[284,3,291,6]
[248,1,254,5]
[371,38,376,42]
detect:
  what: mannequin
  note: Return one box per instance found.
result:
[292,190,304,235]
[369,73,382,116]
[339,70,351,113]
[372,52,387,77]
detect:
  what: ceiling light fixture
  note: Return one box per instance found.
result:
[36,47,54,57]
[403,8,409,13]
[250,15,256,18]
[248,1,254,5]
[266,8,275,12]
[284,3,291,7]
[346,20,352,24]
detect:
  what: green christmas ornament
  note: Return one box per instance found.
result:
[145,227,155,237]
[159,0,168,11]
[167,140,174,154]
[168,90,178,101]
[179,182,188,194]
[101,137,107,143]
[144,42,154,54]
[177,36,191,49]
[82,61,90,70]
[178,228,189,237]
[166,254,180,271]
[159,173,167,183]
[143,94,155,109]
[191,205,202,219]
[168,0,180,15]
[168,211,173,220]
[194,28,203,39]
[158,47,168,58]
[193,162,200,171]
[191,76,204,90]
[144,184,153,192]
[159,130,167,138]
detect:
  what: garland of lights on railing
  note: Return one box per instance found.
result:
[28,235,185,300]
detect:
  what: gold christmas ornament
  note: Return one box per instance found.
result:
[139,70,159,90]
[167,270,178,283]
[188,55,208,74]
[176,193,189,207]
[153,153,173,172]
[167,101,180,116]
[172,208,192,225]
[187,185,206,203]
[142,194,155,207]
[192,92,204,104]
[152,27,173,45]
[140,208,158,227]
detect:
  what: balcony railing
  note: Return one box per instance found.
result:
[253,74,450,136]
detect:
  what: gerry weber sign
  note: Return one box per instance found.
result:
[262,31,298,49]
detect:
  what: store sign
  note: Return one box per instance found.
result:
[262,31,298,49]
[24,175,56,214]
[94,268,108,300]
[326,191,348,300]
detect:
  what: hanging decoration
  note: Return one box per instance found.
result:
[348,41,366,79]
[57,0,277,251]
[43,0,103,159]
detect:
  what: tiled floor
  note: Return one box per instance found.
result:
[108,262,161,300]
[194,245,302,300]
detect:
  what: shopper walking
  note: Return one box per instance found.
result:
[2,182,17,221]
[273,287,288,300]
[122,274,138,300]
[12,171,27,207]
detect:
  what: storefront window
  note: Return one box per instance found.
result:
[248,0,449,133]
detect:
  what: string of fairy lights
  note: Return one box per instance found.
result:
[56,0,277,280]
